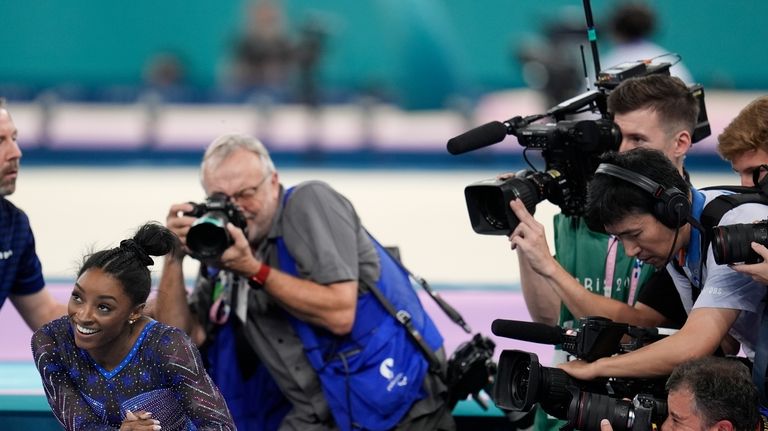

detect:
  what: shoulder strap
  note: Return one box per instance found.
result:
[361,268,443,372]
[280,186,443,373]
[699,188,768,232]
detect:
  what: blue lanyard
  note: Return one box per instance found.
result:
[684,188,706,288]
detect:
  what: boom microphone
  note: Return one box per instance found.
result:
[446,121,508,155]
[447,114,546,155]
[491,319,565,345]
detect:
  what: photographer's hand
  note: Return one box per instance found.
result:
[157,202,205,345]
[219,224,357,335]
[219,222,262,275]
[600,419,613,431]
[730,242,768,285]
[560,308,737,381]
[508,198,559,277]
[165,202,197,259]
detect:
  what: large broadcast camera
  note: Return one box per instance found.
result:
[446,1,710,236]
[490,316,671,431]
[185,192,248,260]
[449,68,710,236]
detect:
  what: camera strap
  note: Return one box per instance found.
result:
[603,237,619,299]
[208,268,233,325]
[363,277,443,373]
[370,228,473,334]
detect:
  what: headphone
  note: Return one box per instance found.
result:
[595,163,690,228]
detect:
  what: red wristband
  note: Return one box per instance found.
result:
[249,263,271,286]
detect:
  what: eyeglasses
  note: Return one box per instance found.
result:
[223,173,271,203]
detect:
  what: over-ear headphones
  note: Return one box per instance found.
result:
[595,163,690,228]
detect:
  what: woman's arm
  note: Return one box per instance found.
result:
[159,327,236,430]
[31,322,114,430]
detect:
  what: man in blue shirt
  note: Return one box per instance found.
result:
[0,103,64,330]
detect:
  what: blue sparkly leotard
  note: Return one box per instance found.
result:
[32,317,235,430]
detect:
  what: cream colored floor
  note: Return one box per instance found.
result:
[10,166,735,286]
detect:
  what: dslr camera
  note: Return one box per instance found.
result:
[448,60,710,236]
[491,316,670,431]
[712,219,768,265]
[185,192,248,260]
[445,333,498,410]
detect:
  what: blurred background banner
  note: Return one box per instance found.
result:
[1,1,766,106]
[1,0,765,292]
[0,0,765,167]
[1,0,765,296]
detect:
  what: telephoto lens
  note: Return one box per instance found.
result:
[712,221,768,265]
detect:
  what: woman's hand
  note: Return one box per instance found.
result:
[120,410,161,431]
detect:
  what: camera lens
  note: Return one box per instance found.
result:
[712,222,768,265]
[508,354,532,409]
[495,350,538,411]
[464,175,545,235]
[495,350,666,430]
[475,189,512,232]
[187,213,231,259]
[185,192,248,260]
[571,393,632,431]
[494,350,575,417]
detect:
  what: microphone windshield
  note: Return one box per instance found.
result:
[447,121,508,155]
[491,319,564,345]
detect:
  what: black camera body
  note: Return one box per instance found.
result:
[465,170,567,235]
[445,334,497,410]
[493,350,667,431]
[712,219,768,265]
[464,117,621,235]
[491,317,670,431]
[185,192,248,260]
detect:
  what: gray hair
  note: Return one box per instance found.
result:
[200,134,276,182]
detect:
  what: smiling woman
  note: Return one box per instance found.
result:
[30,222,235,431]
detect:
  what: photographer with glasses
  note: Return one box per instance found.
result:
[154,134,454,431]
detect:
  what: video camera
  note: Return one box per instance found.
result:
[184,192,248,260]
[449,61,710,236]
[490,316,671,431]
[447,0,711,237]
